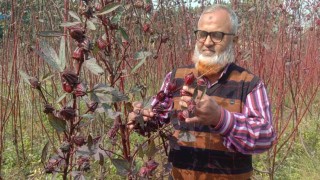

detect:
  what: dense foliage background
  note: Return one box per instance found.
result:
[0,0,319,179]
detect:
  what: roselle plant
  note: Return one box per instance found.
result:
[18,1,210,179]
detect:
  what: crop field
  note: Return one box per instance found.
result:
[0,0,319,179]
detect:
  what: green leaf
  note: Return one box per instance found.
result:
[48,114,66,133]
[41,73,54,82]
[92,84,113,93]
[137,145,144,158]
[60,21,81,27]
[58,36,66,71]
[192,86,198,100]
[178,131,196,142]
[96,3,121,16]
[145,140,158,158]
[110,158,130,176]
[134,51,152,60]
[111,89,128,102]
[111,11,123,24]
[56,93,68,104]
[84,58,104,75]
[33,40,62,71]
[131,58,146,73]
[80,114,94,119]
[118,27,129,41]
[41,142,49,165]
[87,134,93,150]
[99,153,104,166]
[86,20,96,30]
[69,11,81,21]
[19,70,32,85]
[37,31,64,37]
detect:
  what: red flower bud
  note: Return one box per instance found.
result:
[60,141,71,153]
[29,77,41,89]
[69,26,85,42]
[59,106,76,120]
[73,136,86,146]
[62,70,79,86]
[184,72,195,85]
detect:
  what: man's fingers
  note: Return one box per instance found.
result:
[132,101,143,109]
[182,85,204,99]
[185,116,200,124]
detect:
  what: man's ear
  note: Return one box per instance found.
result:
[233,36,239,44]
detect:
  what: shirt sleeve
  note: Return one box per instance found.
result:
[211,81,276,154]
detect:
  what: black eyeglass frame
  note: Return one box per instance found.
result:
[194,30,235,43]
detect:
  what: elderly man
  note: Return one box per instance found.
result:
[129,4,275,179]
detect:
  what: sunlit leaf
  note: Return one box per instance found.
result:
[56,93,68,104]
[80,114,94,119]
[145,140,158,158]
[96,3,121,16]
[69,11,81,21]
[58,36,66,70]
[98,153,104,166]
[131,58,146,73]
[60,21,81,27]
[134,51,152,60]
[84,58,104,75]
[178,131,196,142]
[41,142,49,165]
[92,84,113,93]
[33,41,62,71]
[86,20,96,30]
[111,12,122,24]
[119,27,129,41]
[87,134,93,150]
[19,70,32,85]
[48,114,66,133]
[37,31,64,37]
[111,89,128,102]
[110,158,130,176]
[41,73,54,82]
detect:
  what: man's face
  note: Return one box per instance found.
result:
[194,9,234,66]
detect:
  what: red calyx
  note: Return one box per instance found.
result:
[184,72,195,85]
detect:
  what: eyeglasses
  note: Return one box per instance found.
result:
[194,30,235,43]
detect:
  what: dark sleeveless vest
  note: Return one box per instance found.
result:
[168,63,260,180]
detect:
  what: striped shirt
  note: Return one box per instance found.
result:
[159,64,276,155]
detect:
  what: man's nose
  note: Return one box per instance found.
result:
[203,35,215,46]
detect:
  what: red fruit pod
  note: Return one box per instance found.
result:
[197,78,207,87]
[145,4,152,13]
[184,72,195,85]
[156,90,166,102]
[142,23,150,33]
[72,47,85,61]
[96,38,107,50]
[180,89,192,97]
[62,82,73,93]
[73,136,86,146]
[177,111,185,121]
[74,83,87,97]
[167,79,177,92]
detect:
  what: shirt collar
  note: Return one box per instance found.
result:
[203,63,231,88]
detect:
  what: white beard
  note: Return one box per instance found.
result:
[192,43,235,67]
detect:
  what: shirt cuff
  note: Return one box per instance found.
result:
[211,108,234,136]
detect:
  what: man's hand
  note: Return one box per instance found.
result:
[127,101,154,130]
[179,85,221,126]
